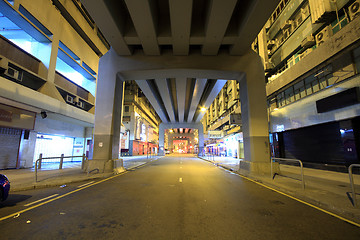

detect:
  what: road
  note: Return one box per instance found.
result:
[1,154,360,239]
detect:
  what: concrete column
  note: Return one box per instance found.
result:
[238,51,270,175]
[158,123,165,155]
[92,48,124,169]
[46,33,60,83]
[198,123,204,155]
[159,122,204,155]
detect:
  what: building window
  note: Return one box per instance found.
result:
[124,106,129,112]
[294,81,306,100]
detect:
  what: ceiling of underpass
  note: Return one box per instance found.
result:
[81,0,280,124]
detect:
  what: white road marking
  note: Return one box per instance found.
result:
[179,178,183,183]
[24,194,59,207]
[77,181,95,188]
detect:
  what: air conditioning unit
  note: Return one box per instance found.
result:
[0,58,9,72]
[6,67,23,82]
[349,0,360,21]
[77,101,84,108]
[282,20,293,30]
[66,95,74,104]
[301,35,315,49]
[267,40,277,49]
[315,26,332,46]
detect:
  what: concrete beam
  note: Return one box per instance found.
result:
[187,78,207,122]
[176,77,187,122]
[202,0,237,55]
[81,0,132,55]
[125,0,160,55]
[156,78,176,122]
[135,80,168,122]
[169,0,192,55]
[230,0,280,55]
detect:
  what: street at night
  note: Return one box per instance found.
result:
[1,155,359,239]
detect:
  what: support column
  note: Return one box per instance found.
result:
[158,122,204,156]
[238,50,270,175]
[197,123,204,155]
[91,48,124,172]
[158,123,165,156]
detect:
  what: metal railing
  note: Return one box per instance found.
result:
[35,154,88,182]
[348,164,360,207]
[271,157,305,190]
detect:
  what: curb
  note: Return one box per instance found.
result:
[9,172,116,192]
[197,156,360,225]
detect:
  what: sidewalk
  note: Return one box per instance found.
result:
[0,155,161,192]
[198,155,360,224]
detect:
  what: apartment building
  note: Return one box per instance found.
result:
[0,0,108,168]
[201,0,360,171]
[259,0,360,170]
[201,80,244,159]
[121,81,161,156]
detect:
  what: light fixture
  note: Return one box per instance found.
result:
[200,107,207,112]
[40,111,47,119]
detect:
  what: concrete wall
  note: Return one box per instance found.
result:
[18,130,37,168]
[17,0,107,71]
[270,75,360,132]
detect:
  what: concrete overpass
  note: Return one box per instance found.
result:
[81,0,281,175]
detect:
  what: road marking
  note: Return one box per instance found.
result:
[198,157,360,228]
[77,181,95,188]
[179,178,183,183]
[0,158,165,223]
[24,194,59,207]
[238,172,360,228]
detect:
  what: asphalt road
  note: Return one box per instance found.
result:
[1,154,360,239]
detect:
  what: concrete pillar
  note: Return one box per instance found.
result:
[158,123,165,155]
[159,122,204,156]
[238,51,270,175]
[198,124,204,155]
[92,48,125,171]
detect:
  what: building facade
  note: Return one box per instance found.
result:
[201,0,360,170]
[200,80,244,159]
[258,0,360,170]
[121,81,161,156]
[0,0,108,168]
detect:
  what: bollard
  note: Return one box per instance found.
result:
[59,154,64,169]
[81,154,86,169]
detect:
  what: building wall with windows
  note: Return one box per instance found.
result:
[0,0,108,168]
[200,80,243,158]
[252,0,360,168]
[121,81,161,156]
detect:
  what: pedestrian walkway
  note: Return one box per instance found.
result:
[198,154,360,224]
[0,155,161,192]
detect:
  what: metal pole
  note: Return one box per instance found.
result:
[300,161,305,190]
[35,159,38,182]
[59,154,64,169]
[349,164,358,207]
[38,153,42,169]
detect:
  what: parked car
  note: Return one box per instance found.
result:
[0,174,10,201]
